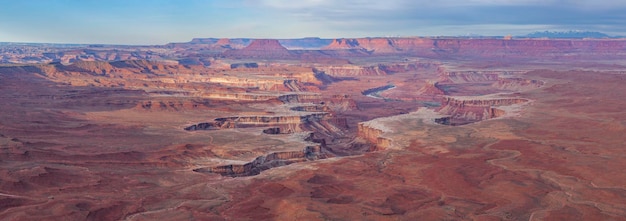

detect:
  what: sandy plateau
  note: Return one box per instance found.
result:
[1,37,626,220]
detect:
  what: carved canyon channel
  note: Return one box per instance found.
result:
[2,37,625,220]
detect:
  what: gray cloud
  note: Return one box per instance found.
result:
[251,0,626,36]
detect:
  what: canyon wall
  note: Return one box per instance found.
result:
[222,39,292,58]
[492,77,544,90]
[197,145,327,177]
[417,81,446,96]
[441,97,528,107]
[5,37,626,64]
[436,97,529,125]
[185,113,328,131]
[323,37,626,59]
[314,65,387,77]
[357,123,392,150]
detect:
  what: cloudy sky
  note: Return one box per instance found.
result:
[0,0,625,44]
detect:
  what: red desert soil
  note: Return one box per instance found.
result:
[214,70,626,221]
[1,38,626,220]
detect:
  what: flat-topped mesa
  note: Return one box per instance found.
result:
[222,39,292,58]
[44,59,184,77]
[135,99,213,112]
[441,97,528,107]
[244,39,289,51]
[1,47,173,64]
[290,105,331,112]
[321,37,626,59]
[202,92,280,101]
[214,38,247,49]
[314,65,387,77]
[492,77,544,90]
[323,38,364,50]
[430,38,626,58]
[436,96,529,125]
[433,67,544,92]
[216,114,327,124]
[437,70,503,83]
[379,62,436,73]
[195,145,327,177]
[207,76,298,91]
[322,38,434,54]
[277,93,323,103]
[184,113,328,131]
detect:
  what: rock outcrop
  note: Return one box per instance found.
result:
[195,145,326,177]
[277,94,323,103]
[135,99,213,112]
[437,70,503,83]
[314,65,386,77]
[441,97,528,107]
[5,37,626,65]
[185,113,328,131]
[436,97,528,125]
[492,77,544,90]
[323,37,434,54]
[322,37,626,59]
[357,122,392,150]
[417,80,446,96]
[223,39,292,58]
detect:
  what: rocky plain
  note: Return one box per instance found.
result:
[1,37,625,220]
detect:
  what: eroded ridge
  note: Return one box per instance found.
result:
[435,96,529,125]
[185,62,546,176]
[194,145,327,177]
[353,66,546,151]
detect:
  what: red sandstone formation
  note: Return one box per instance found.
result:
[5,37,626,64]
[357,122,392,150]
[417,80,446,96]
[2,36,626,221]
[324,38,367,50]
[492,77,544,90]
[323,37,434,54]
[223,39,291,58]
[322,37,626,60]
[314,65,386,77]
[435,96,528,125]
[215,38,231,46]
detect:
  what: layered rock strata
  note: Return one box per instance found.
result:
[436,97,528,125]
[185,113,327,131]
[357,122,392,150]
[194,145,326,177]
[222,39,291,58]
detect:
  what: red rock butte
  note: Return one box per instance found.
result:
[223,39,291,58]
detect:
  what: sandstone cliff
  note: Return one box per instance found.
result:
[357,122,392,150]
[322,37,626,59]
[417,80,446,96]
[436,96,528,125]
[197,145,327,177]
[314,65,386,77]
[185,113,328,131]
[492,77,544,90]
[441,97,528,107]
[223,39,292,58]
[323,37,434,54]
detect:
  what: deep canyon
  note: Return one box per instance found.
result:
[1,37,625,220]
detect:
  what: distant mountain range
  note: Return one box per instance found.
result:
[521,31,614,39]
